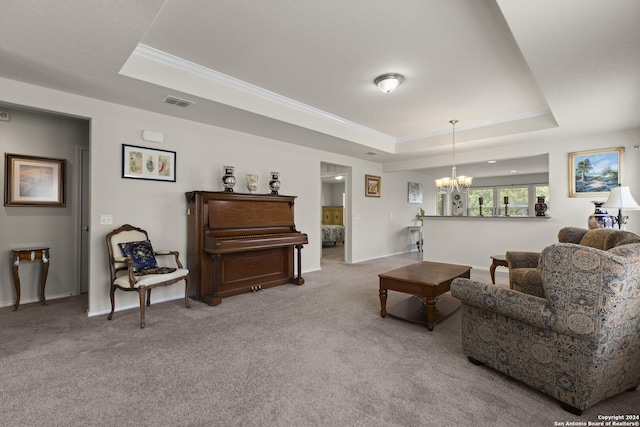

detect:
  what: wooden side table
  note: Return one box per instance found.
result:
[490,254,508,284]
[11,248,50,311]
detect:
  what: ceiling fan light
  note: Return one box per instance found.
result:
[374,73,404,93]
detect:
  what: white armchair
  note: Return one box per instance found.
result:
[106,224,190,328]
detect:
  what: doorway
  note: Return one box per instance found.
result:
[320,162,351,263]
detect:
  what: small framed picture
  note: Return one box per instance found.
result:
[408,182,423,203]
[122,144,176,182]
[4,153,66,207]
[568,147,623,197]
[365,175,381,197]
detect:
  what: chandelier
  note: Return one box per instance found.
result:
[435,119,473,194]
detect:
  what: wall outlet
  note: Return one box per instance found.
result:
[99,214,113,225]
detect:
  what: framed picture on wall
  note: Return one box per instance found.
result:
[365,175,381,197]
[122,144,176,182]
[408,182,423,203]
[4,153,66,207]
[568,147,623,197]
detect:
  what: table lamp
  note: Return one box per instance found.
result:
[602,186,640,229]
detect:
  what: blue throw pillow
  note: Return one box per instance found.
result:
[118,240,158,272]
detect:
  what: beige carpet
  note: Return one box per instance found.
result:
[0,252,637,426]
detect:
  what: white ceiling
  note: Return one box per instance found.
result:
[1,0,638,173]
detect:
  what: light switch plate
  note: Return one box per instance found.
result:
[99,214,113,225]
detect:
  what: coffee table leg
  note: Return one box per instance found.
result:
[379,288,387,318]
[425,297,437,331]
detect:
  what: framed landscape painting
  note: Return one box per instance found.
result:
[4,153,66,207]
[569,147,623,197]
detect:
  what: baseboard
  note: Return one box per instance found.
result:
[0,292,78,309]
[87,294,184,317]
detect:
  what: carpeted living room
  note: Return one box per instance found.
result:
[2,241,638,426]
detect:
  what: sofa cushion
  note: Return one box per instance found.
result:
[579,228,616,250]
[606,232,640,248]
[557,227,589,244]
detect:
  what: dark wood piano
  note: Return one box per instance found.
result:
[186,191,308,306]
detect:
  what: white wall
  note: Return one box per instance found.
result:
[0,77,424,314]
[0,107,89,307]
[321,182,345,207]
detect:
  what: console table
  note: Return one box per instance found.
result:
[407,226,423,253]
[11,248,50,311]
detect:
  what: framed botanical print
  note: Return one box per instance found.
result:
[122,144,176,182]
[365,175,381,197]
[569,147,623,197]
[4,153,66,207]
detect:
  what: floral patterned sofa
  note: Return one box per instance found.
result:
[450,240,640,414]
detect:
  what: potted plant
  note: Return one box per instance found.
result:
[415,208,425,226]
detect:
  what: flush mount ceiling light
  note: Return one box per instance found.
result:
[374,73,404,93]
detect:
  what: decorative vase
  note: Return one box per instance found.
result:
[587,201,614,229]
[268,172,281,195]
[246,174,258,192]
[535,196,548,217]
[222,166,236,192]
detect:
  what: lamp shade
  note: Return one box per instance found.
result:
[603,187,640,210]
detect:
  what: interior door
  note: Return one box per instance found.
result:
[80,148,90,293]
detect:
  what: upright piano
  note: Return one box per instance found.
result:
[186,191,308,306]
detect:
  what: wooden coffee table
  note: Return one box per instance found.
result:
[378,261,471,331]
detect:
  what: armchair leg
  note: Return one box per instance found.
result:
[184,278,192,309]
[468,356,484,366]
[560,402,583,416]
[107,286,116,320]
[146,289,151,306]
[138,289,146,329]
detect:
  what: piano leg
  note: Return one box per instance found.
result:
[204,293,222,306]
[292,244,305,285]
[204,253,222,305]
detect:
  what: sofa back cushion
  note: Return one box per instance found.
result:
[579,228,617,249]
[557,227,589,244]
[605,231,640,249]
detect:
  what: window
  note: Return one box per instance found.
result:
[467,188,494,216]
[466,184,549,217]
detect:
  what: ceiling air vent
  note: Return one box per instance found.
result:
[162,95,196,108]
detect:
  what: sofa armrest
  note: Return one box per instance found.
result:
[506,251,540,269]
[451,278,552,329]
